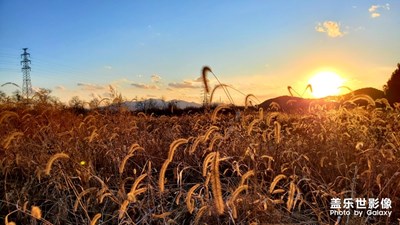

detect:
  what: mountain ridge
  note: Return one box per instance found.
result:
[259,87,385,112]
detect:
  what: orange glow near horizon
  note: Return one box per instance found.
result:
[308,71,345,98]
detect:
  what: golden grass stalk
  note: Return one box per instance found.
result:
[203,126,219,143]
[286,181,296,211]
[87,129,98,143]
[376,173,383,191]
[207,133,223,152]
[0,111,19,125]
[73,187,97,212]
[129,174,147,193]
[202,152,216,177]
[99,193,112,204]
[127,174,147,202]
[211,151,224,215]
[269,174,286,194]
[319,156,328,168]
[274,121,281,144]
[119,200,129,219]
[247,119,259,136]
[128,187,148,202]
[152,211,172,219]
[346,94,376,107]
[189,135,204,155]
[211,104,230,123]
[210,84,230,104]
[22,201,28,212]
[119,153,134,174]
[31,205,42,220]
[245,94,259,109]
[194,205,208,225]
[228,185,248,219]
[158,160,170,193]
[239,170,255,186]
[266,112,280,126]
[128,143,144,154]
[230,185,248,204]
[186,183,201,214]
[158,138,189,193]
[2,132,24,150]
[5,212,16,225]
[168,138,189,161]
[245,94,254,108]
[90,213,102,225]
[137,112,147,119]
[271,188,285,194]
[44,152,70,176]
[375,98,392,110]
[202,66,211,93]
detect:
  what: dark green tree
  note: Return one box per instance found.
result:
[383,63,400,104]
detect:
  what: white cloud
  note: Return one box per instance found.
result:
[371,12,381,18]
[77,83,105,90]
[168,81,201,89]
[55,85,66,91]
[104,65,112,70]
[369,5,379,12]
[131,83,159,90]
[151,74,161,83]
[315,21,345,38]
[369,4,390,18]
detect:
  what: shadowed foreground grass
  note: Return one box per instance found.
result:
[1,103,399,224]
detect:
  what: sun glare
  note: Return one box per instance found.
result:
[308,71,344,98]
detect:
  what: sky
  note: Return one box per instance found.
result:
[0,1,399,105]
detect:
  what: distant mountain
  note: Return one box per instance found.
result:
[259,87,385,112]
[341,87,385,100]
[121,98,201,111]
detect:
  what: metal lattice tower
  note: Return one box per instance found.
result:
[21,48,32,99]
[201,89,209,107]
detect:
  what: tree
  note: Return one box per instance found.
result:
[33,88,57,105]
[383,63,400,104]
[12,90,22,102]
[69,96,84,108]
[0,90,6,103]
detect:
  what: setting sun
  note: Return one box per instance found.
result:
[308,71,344,98]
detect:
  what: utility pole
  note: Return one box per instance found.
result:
[21,48,32,99]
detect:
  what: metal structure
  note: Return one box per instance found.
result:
[21,48,32,98]
[201,89,209,107]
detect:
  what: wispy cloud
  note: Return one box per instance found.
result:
[168,81,201,89]
[104,65,112,70]
[131,83,159,90]
[151,74,161,83]
[77,83,105,90]
[54,85,66,91]
[315,21,345,38]
[371,13,381,18]
[193,76,209,83]
[369,4,390,18]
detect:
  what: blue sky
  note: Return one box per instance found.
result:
[0,1,399,104]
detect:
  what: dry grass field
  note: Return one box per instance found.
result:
[1,100,400,224]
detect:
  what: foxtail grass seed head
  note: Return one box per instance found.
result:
[202,66,211,93]
[31,205,42,220]
[44,153,70,176]
[211,151,224,215]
